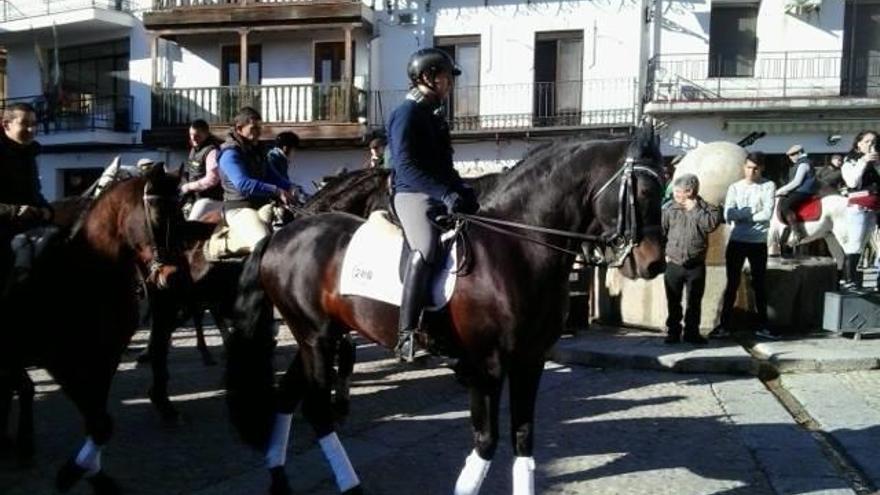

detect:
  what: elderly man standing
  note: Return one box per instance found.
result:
[662,174,723,345]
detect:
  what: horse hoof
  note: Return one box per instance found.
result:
[88,471,122,495]
[56,458,86,492]
[147,388,180,422]
[269,466,292,495]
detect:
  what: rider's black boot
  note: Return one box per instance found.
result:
[396,251,431,362]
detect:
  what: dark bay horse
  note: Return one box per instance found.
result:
[225,126,666,494]
[0,164,185,494]
[143,166,398,420]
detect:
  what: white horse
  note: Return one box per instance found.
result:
[767,194,877,269]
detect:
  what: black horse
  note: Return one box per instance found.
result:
[0,164,185,494]
[225,125,666,494]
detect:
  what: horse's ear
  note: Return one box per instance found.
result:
[143,162,166,181]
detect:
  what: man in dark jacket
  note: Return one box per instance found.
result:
[662,174,723,345]
[388,48,479,362]
[180,119,223,220]
[0,103,52,292]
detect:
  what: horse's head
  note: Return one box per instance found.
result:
[591,123,666,279]
[139,162,188,289]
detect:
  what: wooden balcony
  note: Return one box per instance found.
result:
[143,83,367,147]
[143,0,373,33]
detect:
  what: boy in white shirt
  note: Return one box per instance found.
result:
[713,152,777,339]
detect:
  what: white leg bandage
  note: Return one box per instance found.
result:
[74,437,102,476]
[454,449,492,495]
[265,413,293,468]
[512,456,535,495]
[318,432,360,492]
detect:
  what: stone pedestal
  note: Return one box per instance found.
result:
[593,256,838,335]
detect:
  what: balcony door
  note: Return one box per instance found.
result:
[708,3,758,78]
[534,31,583,127]
[842,0,880,96]
[314,41,354,121]
[221,45,262,120]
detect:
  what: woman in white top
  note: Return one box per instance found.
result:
[840,130,880,289]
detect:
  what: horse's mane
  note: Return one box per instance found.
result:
[482,129,660,217]
[303,167,390,213]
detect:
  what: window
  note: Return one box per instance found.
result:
[534,31,583,127]
[47,39,130,131]
[436,36,480,130]
[841,0,880,96]
[708,3,758,78]
[61,168,103,198]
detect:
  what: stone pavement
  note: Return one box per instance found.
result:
[0,326,869,495]
[552,325,880,376]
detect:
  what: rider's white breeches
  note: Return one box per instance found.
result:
[226,205,273,253]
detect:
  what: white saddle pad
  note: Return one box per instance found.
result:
[339,211,457,309]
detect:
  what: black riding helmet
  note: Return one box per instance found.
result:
[407,48,462,84]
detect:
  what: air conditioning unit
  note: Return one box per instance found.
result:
[397,12,415,25]
[785,0,821,16]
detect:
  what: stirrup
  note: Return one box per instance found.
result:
[395,330,427,363]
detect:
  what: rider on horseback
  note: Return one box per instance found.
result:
[218,107,296,253]
[776,144,817,249]
[180,119,223,220]
[0,102,53,294]
[388,48,479,362]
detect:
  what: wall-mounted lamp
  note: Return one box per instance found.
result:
[827,134,842,146]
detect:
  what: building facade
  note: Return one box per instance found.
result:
[646,0,880,180]
[0,0,648,200]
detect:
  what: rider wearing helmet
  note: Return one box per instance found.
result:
[388,47,479,362]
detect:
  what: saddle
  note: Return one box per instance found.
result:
[847,191,880,210]
[779,196,822,225]
[338,211,458,309]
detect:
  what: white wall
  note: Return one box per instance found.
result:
[659,0,845,55]
[38,149,166,200]
[5,43,42,98]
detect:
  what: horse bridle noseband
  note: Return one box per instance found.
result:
[454,156,663,267]
[589,156,664,266]
[142,190,179,280]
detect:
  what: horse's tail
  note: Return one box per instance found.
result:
[225,236,276,451]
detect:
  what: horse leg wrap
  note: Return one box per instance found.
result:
[265,413,293,468]
[74,437,102,477]
[318,432,360,492]
[511,456,535,495]
[454,449,491,495]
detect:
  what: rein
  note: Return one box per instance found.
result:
[452,157,663,266]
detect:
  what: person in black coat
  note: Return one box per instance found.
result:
[0,102,52,291]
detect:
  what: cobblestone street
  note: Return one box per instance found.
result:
[0,326,875,495]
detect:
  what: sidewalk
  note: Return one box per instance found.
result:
[551,325,880,375]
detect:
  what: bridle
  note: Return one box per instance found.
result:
[142,187,181,283]
[453,154,663,267]
[587,156,664,266]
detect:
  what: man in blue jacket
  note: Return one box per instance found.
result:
[218,107,295,253]
[388,48,479,362]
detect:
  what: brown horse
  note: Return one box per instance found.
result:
[142,166,399,420]
[0,163,186,495]
[225,125,665,494]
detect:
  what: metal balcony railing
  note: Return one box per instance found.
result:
[0,94,136,133]
[0,0,131,22]
[153,83,367,127]
[151,0,355,8]
[369,78,638,132]
[648,51,880,102]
